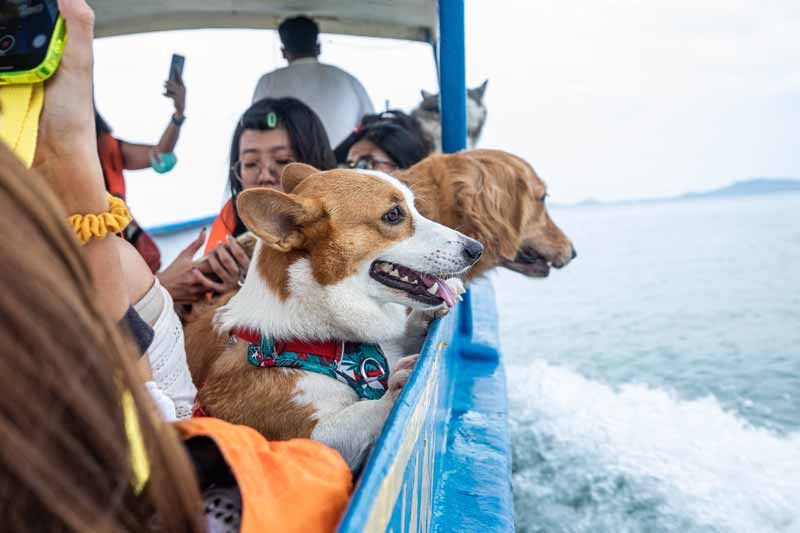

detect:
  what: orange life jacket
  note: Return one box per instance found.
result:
[175,417,352,533]
[205,199,237,255]
[97,132,127,199]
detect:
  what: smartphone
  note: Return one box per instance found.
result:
[0,0,66,84]
[196,232,257,286]
[168,53,185,82]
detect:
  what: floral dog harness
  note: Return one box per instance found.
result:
[230,329,390,400]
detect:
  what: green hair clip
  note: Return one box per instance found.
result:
[266,112,277,128]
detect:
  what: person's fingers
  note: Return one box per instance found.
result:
[215,243,241,278]
[178,229,206,259]
[192,268,226,293]
[226,236,251,271]
[207,250,236,284]
[57,0,94,72]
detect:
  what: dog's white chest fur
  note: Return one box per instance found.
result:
[215,250,408,344]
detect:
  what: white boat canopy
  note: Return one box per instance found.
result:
[93,0,437,43]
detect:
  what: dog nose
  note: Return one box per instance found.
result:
[462,238,484,263]
[570,247,577,260]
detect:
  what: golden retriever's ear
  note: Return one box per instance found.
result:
[237,188,324,252]
[281,163,319,194]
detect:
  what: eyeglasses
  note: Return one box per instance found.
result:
[232,159,295,183]
[343,155,398,172]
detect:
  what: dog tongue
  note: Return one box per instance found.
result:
[419,273,456,308]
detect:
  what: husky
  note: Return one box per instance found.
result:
[411,79,488,152]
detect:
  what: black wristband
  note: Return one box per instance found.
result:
[171,113,186,127]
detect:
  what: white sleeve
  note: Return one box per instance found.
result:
[146,280,197,420]
[144,381,178,421]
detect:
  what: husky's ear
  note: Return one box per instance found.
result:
[420,89,436,100]
[237,188,324,252]
[281,163,318,194]
[468,79,489,103]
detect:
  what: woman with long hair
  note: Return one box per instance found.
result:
[0,110,206,533]
[158,97,336,301]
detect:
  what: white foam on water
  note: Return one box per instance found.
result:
[508,360,800,533]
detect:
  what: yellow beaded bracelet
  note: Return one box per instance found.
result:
[68,193,132,245]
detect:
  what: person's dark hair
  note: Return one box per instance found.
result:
[278,16,319,57]
[334,110,434,170]
[228,97,335,235]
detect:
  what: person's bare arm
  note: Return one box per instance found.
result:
[33,0,128,319]
[119,72,186,170]
[117,141,154,170]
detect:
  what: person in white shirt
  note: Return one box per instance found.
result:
[253,15,375,147]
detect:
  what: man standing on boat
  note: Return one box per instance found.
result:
[252,15,374,147]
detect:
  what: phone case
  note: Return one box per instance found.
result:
[0,16,67,85]
[169,54,185,81]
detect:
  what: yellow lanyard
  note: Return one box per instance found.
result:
[122,389,151,495]
[0,83,45,168]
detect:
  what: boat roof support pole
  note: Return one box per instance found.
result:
[438,0,475,340]
[438,0,466,154]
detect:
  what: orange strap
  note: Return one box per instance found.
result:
[175,417,352,533]
[204,199,237,255]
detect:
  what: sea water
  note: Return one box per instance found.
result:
[495,193,800,533]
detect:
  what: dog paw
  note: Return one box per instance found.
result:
[388,354,419,400]
[394,353,420,372]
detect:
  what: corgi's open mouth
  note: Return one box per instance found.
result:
[370,261,456,307]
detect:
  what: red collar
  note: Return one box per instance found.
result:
[230,328,344,360]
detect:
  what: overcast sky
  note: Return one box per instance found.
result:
[93,1,800,227]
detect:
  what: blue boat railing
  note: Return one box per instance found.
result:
[145,214,216,236]
[338,276,514,533]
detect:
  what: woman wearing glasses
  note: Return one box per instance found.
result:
[334,110,433,173]
[158,97,335,302]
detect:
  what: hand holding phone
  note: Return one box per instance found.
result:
[163,53,185,114]
[195,233,255,292]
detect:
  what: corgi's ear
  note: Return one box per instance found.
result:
[281,163,318,194]
[237,188,324,252]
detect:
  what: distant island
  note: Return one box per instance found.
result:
[558,178,800,208]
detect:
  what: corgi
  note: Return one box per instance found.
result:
[185,163,483,471]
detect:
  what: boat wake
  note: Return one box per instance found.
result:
[508,360,800,533]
